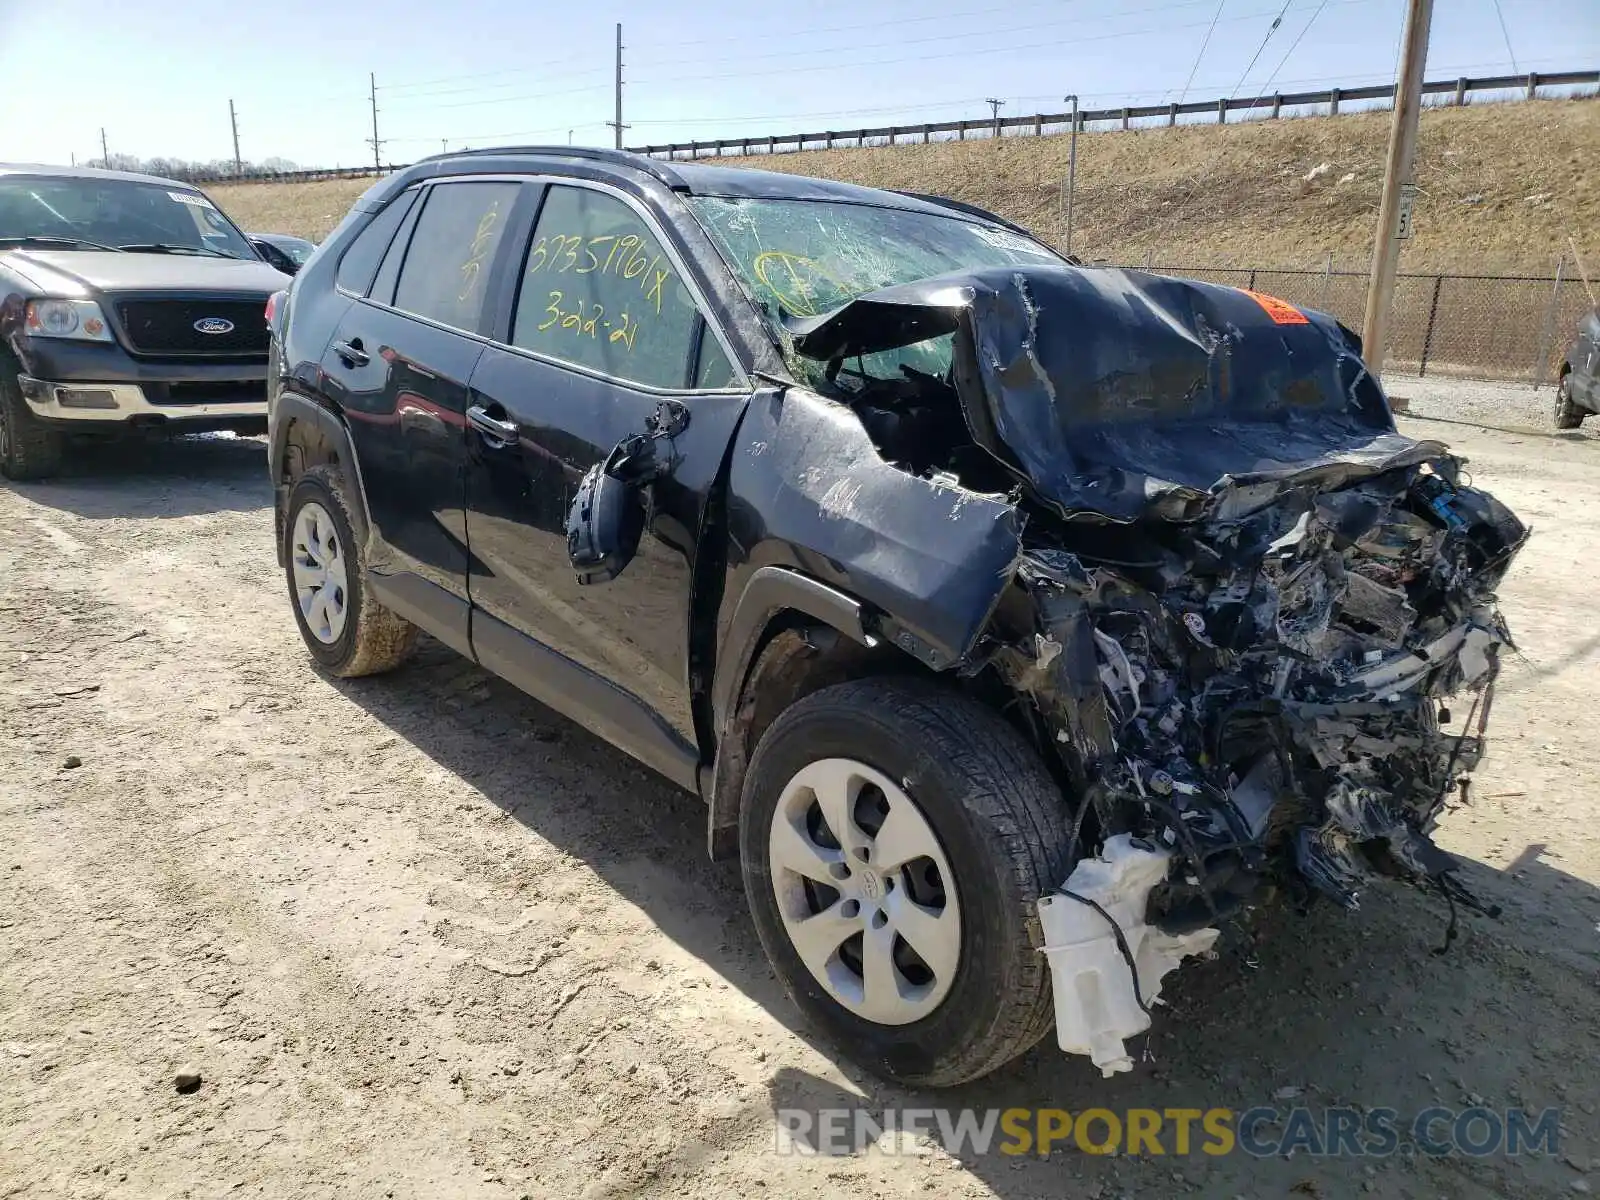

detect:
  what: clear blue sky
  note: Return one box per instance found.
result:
[1,0,1595,167]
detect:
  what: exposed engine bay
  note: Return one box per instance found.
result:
[787,264,1528,1073]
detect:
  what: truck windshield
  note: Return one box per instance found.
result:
[687,194,1061,382]
[0,177,255,259]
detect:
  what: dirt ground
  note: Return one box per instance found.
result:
[2,418,1597,1200]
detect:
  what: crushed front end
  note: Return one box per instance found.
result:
[995,443,1524,1072]
[788,264,1528,1075]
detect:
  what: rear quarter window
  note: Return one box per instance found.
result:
[335,189,419,296]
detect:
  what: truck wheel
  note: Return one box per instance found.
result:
[1554,371,1586,430]
[282,466,418,677]
[0,366,64,481]
[739,677,1076,1087]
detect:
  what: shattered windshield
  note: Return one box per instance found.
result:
[0,177,255,258]
[688,195,1060,381]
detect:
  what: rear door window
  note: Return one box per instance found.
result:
[510,185,724,390]
[392,181,520,332]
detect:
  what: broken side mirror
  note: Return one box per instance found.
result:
[565,400,690,586]
[567,441,647,586]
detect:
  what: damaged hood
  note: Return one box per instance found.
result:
[789,266,1431,523]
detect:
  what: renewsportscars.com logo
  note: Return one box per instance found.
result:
[774,1106,1563,1159]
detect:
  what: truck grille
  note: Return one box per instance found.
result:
[115,298,270,358]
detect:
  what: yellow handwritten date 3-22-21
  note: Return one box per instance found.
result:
[535,290,639,351]
[527,232,674,316]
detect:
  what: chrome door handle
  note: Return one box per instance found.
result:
[467,404,519,445]
[331,339,368,368]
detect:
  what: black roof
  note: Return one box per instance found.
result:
[402,145,1012,224]
[0,161,199,190]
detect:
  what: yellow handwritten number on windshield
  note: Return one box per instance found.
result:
[751,251,851,318]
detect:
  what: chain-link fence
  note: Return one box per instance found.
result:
[1124,261,1592,384]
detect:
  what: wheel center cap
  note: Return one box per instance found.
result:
[857,867,883,902]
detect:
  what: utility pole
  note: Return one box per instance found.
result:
[100,127,109,168]
[229,99,243,175]
[1062,95,1080,257]
[1361,0,1434,374]
[607,24,628,150]
[985,98,1005,139]
[367,72,384,172]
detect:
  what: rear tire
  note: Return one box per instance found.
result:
[1554,371,1586,430]
[739,677,1076,1087]
[283,466,418,677]
[0,365,64,481]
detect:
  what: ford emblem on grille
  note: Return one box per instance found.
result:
[193,317,235,335]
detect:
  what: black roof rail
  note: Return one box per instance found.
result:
[415,145,689,191]
[890,190,1038,239]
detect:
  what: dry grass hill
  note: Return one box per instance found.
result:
[211,98,1597,276]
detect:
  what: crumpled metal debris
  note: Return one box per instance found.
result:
[999,453,1525,917]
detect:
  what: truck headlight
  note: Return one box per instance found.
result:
[24,299,113,342]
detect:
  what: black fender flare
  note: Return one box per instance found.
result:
[269,390,370,566]
[704,565,876,856]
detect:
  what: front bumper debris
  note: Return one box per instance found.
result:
[1038,835,1217,1076]
[1010,454,1524,1072]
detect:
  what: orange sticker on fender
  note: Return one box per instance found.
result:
[1240,289,1309,325]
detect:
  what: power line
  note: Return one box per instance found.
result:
[371,0,1219,108]
[388,122,610,145]
[334,0,1371,120]
[1177,1,1228,104]
[630,1,1368,88]
[623,56,1583,129]
[641,0,1218,72]
[645,0,1114,47]
[1489,0,1519,75]
[422,82,613,112]
[1262,0,1331,87]
[379,62,610,94]
[1230,0,1330,123]
[627,97,1001,127]
[405,53,1559,151]
[380,64,612,101]
[1228,0,1295,98]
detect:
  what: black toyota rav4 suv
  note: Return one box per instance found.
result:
[268,148,1525,1086]
[1,163,288,480]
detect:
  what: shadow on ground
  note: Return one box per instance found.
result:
[334,639,1599,1199]
[4,434,270,519]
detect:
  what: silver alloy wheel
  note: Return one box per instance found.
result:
[768,758,961,1025]
[290,501,350,645]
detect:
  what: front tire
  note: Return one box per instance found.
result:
[739,677,1076,1087]
[282,466,418,677]
[1554,371,1586,430]
[0,365,64,482]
